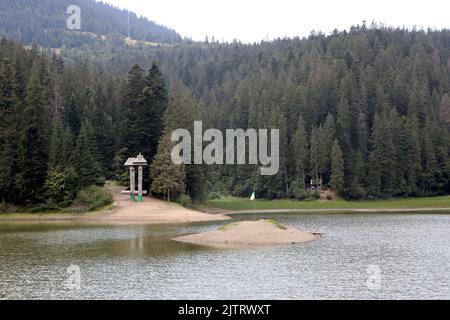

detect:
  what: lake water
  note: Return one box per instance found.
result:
[0,213,449,300]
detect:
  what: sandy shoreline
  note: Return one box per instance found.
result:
[173,220,320,247]
[1,205,449,224]
[2,189,450,224]
[0,188,230,225]
[100,192,230,224]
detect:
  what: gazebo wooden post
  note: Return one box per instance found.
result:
[130,166,136,201]
[138,165,143,202]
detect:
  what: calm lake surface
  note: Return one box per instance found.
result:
[0,213,449,300]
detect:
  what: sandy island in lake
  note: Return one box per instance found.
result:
[173,220,320,247]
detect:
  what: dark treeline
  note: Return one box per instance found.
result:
[2,25,450,205]
[0,0,182,48]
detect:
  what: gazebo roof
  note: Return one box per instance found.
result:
[124,157,136,166]
[124,153,148,166]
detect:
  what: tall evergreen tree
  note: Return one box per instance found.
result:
[318,114,335,183]
[15,69,50,203]
[309,127,320,189]
[119,64,145,156]
[331,139,344,196]
[73,121,104,190]
[150,133,185,202]
[140,62,168,160]
[292,115,308,193]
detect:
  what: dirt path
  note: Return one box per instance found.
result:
[100,188,230,224]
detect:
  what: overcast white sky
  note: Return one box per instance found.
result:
[101,0,450,43]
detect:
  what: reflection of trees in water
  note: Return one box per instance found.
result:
[112,236,212,257]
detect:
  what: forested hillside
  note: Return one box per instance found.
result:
[95,25,450,200]
[0,0,182,47]
[1,24,450,206]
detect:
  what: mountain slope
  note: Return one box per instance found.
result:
[0,0,182,47]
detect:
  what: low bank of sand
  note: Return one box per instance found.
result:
[0,187,230,225]
[100,191,230,224]
[173,220,320,247]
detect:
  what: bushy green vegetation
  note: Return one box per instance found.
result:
[176,194,193,208]
[0,185,113,214]
[72,186,113,212]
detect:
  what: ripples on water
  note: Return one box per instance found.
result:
[0,213,449,299]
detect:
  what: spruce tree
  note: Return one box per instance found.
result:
[45,124,77,204]
[405,115,421,195]
[318,114,335,183]
[292,115,308,193]
[74,121,104,190]
[367,114,382,197]
[150,133,185,201]
[163,82,205,201]
[140,62,168,159]
[331,139,344,196]
[65,94,81,135]
[309,127,320,190]
[47,124,62,171]
[119,64,145,156]
[15,70,50,204]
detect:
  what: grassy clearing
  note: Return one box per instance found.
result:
[208,196,450,211]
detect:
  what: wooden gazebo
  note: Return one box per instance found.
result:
[121,153,148,202]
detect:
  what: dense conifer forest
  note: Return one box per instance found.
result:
[1,0,450,206]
